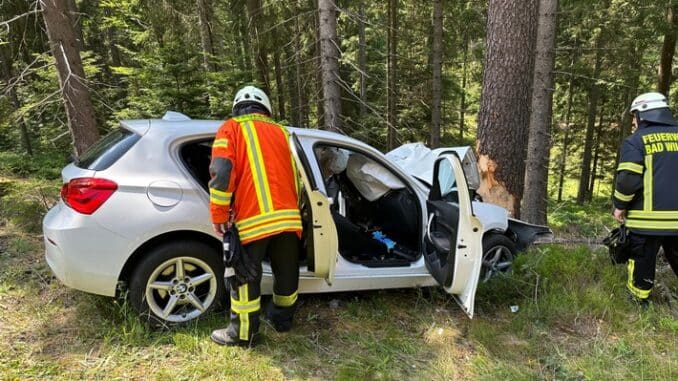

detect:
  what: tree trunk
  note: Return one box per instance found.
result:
[197,0,217,73]
[476,0,538,217]
[273,48,286,120]
[612,44,644,194]
[556,47,578,202]
[576,36,604,203]
[358,0,367,117]
[103,6,121,67]
[0,46,33,155]
[233,0,252,75]
[459,33,469,143]
[387,0,399,150]
[318,0,341,132]
[522,0,558,225]
[246,0,271,94]
[658,1,677,97]
[430,0,443,148]
[65,0,83,51]
[588,103,605,200]
[40,0,100,156]
[294,0,308,127]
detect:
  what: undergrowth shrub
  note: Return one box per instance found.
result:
[0,151,67,179]
[0,178,59,232]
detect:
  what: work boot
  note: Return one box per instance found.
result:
[264,303,295,333]
[210,327,256,347]
[627,294,650,310]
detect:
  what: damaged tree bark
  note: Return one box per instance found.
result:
[477,0,538,217]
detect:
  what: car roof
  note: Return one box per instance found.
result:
[119,114,361,145]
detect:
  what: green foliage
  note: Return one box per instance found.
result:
[548,196,614,237]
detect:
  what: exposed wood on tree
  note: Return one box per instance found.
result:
[430,0,443,148]
[658,1,677,97]
[476,0,538,217]
[523,0,558,225]
[318,0,341,132]
[386,0,398,150]
[40,0,99,156]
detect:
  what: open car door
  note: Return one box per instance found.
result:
[424,154,484,317]
[289,133,338,285]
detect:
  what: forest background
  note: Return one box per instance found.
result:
[0,1,677,379]
[1,0,675,222]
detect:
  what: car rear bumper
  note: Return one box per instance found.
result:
[43,202,130,297]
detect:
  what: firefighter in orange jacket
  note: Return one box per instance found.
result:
[209,85,302,347]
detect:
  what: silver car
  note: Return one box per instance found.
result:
[43,112,550,325]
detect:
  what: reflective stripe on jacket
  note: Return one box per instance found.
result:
[209,113,302,244]
[614,122,678,235]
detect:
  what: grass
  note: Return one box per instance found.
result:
[1,164,677,380]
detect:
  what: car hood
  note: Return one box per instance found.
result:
[385,143,480,189]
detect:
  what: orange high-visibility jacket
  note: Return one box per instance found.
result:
[209,113,302,245]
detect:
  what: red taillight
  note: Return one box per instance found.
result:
[60,178,118,215]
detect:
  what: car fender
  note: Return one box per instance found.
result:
[472,201,508,233]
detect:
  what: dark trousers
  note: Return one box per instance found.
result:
[227,232,300,341]
[627,233,678,299]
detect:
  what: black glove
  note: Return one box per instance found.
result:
[603,224,632,265]
[223,225,258,286]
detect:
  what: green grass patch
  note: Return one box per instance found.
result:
[1,173,677,380]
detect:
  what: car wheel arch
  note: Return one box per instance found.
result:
[117,230,221,296]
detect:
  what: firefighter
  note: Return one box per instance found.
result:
[209,85,302,346]
[613,92,678,306]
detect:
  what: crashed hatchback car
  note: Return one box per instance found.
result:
[43,112,550,325]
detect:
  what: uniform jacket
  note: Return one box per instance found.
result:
[614,121,678,235]
[208,113,302,244]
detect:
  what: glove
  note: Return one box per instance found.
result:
[223,226,258,286]
[602,224,632,265]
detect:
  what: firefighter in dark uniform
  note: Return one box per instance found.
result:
[613,92,678,305]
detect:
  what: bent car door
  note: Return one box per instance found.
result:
[424,154,483,317]
[289,133,339,285]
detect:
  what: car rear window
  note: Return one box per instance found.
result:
[77,129,140,171]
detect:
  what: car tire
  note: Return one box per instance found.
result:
[129,240,225,327]
[480,234,516,283]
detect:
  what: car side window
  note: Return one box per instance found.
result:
[179,139,213,191]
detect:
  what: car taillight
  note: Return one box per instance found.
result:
[60,178,118,215]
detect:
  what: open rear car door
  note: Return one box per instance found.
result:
[424,154,484,317]
[289,133,338,285]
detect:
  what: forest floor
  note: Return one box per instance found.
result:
[0,156,677,380]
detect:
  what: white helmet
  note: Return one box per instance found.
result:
[629,92,669,114]
[232,85,272,115]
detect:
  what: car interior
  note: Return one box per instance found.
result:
[179,139,423,269]
[313,145,422,267]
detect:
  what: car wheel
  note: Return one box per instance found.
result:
[129,240,225,327]
[480,234,516,283]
